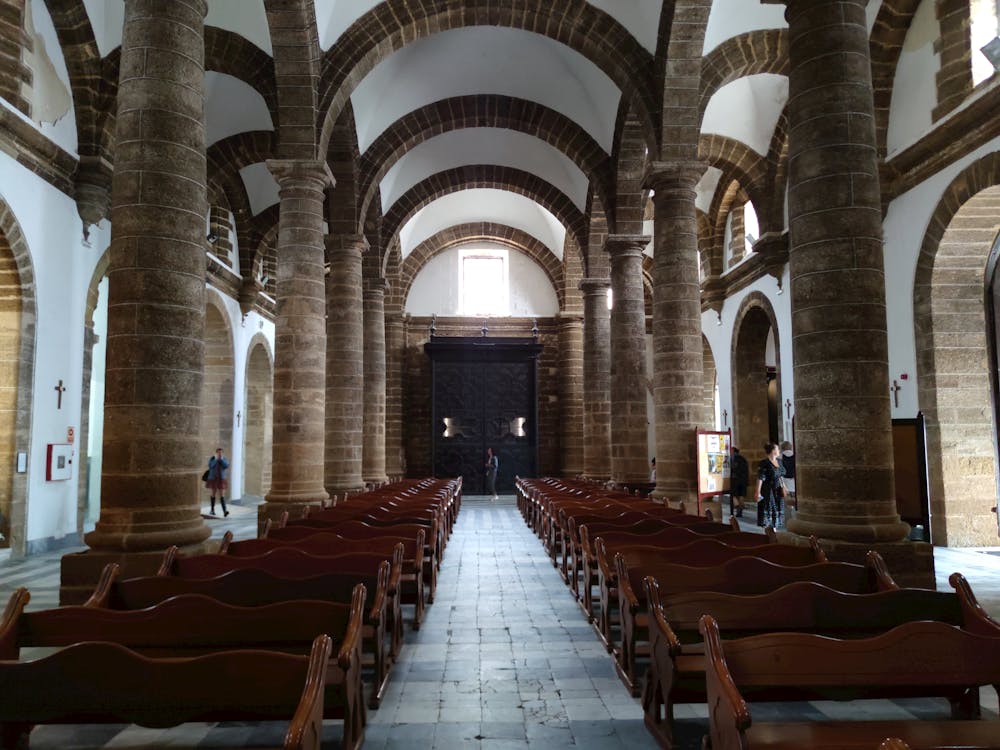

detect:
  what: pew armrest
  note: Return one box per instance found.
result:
[282,635,333,750]
[369,560,390,625]
[950,572,1000,637]
[0,587,29,659]
[218,530,234,555]
[337,584,367,672]
[156,546,179,577]
[699,614,752,748]
[83,563,121,608]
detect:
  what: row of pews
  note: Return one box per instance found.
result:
[517,476,1000,750]
[0,477,461,750]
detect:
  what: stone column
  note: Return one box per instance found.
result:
[362,277,389,485]
[61,0,211,601]
[258,159,333,527]
[558,314,584,476]
[777,0,908,544]
[579,279,612,480]
[325,235,366,494]
[605,235,651,484]
[646,163,707,505]
[385,313,406,479]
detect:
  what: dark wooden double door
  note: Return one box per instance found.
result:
[426,337,541,494]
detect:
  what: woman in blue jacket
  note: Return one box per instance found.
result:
[205,447,230,516]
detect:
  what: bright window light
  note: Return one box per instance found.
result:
[460,249,508,316]
[744,201,760,254]
[971,0,999,85]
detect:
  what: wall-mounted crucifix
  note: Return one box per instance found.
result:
[236,410,241,428]
[890,379,901,408]
[54,379,66,410]
[721,409,728,426]
[784,399,792,419]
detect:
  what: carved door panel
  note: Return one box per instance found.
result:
[429,340,539,494]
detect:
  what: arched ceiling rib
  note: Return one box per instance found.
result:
[355,94,612,232]
[397,189,568,261]
[350,27,622,154]
[384,166,588,260]
[316,1,657,156]
[379,129,590,214]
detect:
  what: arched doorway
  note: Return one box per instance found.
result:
[915,166,1000,546]
[0,225,22,547]
[731,293,782,455]
[201,299,234,485]
[0,201,34,556]
[243,339,273,497]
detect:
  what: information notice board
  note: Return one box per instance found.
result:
[696,429,732,516]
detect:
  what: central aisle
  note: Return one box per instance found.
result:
[364,497,660,749]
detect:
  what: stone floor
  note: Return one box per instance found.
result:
[0,495,998,748]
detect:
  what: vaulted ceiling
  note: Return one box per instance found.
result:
[51,0,896,285]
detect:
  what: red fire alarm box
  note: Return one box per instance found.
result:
[46,443,73,481]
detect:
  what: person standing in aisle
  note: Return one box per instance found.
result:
[205,447,230,516]
[485,447,499,501]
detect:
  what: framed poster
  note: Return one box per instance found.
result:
[696,428,732,516]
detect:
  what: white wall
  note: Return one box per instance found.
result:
[887,0,940,156]
[405,244,560,317]
[882,135,1000,418]
[0,152,106,545]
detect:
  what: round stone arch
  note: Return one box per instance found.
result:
[730,291,783,456]
[242,332,274,498]
[398,224,564,313]
[0,198,36,556]
[698,30,789,123]
[317,1,657,156]
[357,95,612,230]
[381,166,589,264]
[914,153,1000,546]
[201,289,236,479]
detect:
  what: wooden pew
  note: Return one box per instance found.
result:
[700,614,1000,750]
[88,560,396,709]
[591,535,815,663]
[220,526,429,628]
[643,571,1000,748]
[265,519,440,603]
[0,587,365,750]
[611,550,894,697]
[159,543,415,638]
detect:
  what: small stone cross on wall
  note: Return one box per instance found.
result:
[54,379,66,410]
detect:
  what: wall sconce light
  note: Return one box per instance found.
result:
[206,230,219,244]
[531,319,539,338]
[429,314,437,336]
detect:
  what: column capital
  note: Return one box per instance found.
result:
[325,233,368,257]
[643,160,705,196]
[267,159,334,191]
[604,234,650,259]
[364,276,390,298]
[579,277,611,296]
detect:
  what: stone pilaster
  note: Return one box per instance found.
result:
[605,235,651,484]
[579,279,612,480]
[778,0,909,545]
[362,277,389,485]
[385,313,406,479]
[646,162,707,505]
[325,234,366,494]
[558,314,584,477]
[258,159,333,528]
[61,0,211,601]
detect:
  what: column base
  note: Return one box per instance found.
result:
[257,500,325,536]
[777,532,936,589]
[60,539,216,604]
[362,475,389,487]
[787,514,911,544]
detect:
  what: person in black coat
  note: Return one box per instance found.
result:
[755,442,785,528]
